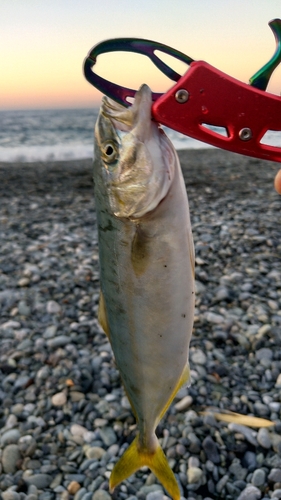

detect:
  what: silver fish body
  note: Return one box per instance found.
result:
[93,85,195,500]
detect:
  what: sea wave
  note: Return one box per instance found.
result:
[0,143,94,163]
[0,131,211,163]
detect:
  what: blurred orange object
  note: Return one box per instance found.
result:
[274,169,281,194]
[66,379,74,387]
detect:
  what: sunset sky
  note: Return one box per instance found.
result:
[1,0,281,110]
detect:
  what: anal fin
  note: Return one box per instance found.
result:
[158,363,190,421]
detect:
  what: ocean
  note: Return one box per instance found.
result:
[0,107,213,163]
[1,108,280,163]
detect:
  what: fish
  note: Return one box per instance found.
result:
[93,84,195,500]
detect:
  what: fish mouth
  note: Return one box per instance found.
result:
[101,84,153,140]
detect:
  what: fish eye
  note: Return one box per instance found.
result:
[102,142,118,164]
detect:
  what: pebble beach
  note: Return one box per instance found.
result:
[0,148,281,500]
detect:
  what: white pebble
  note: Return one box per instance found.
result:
[51,392,67,406]
[174,395,193,412]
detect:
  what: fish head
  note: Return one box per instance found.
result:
[94,84,175,219]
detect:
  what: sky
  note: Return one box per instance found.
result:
[1,0,281,110]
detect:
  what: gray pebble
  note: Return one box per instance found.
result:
[202,435,220,464]
[255,348,273,361]
[216,474,229,493]
[2,444,21,473]
[272,490,281,499]
[204,311,225,324]
[99,427,117,447]
[251,469,266,487]
[18,300,31,316]
[2,491,20,500]
[25,495,38,500]
[92,491,111,500]
[228,423,258,446]
[139,485,163,494]
[146,492,165,500]
[46,335,69,348]
[74,488,87,500]
[237,485,262,500]
[191,349,207,365]
[257,428,271,449]
[1,429,21,446]
[24,474,52,489]
[46,300,61,314]
[229,460,247,481]
[187,466,203,484]
[268,468,281,482]
[43,325,57,338]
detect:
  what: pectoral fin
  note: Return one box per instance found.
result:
[110,433,180,500]
[98,290,110,339]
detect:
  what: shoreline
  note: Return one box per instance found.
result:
[1,148,280,200]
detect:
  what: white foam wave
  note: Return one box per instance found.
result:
[0,143,94,163]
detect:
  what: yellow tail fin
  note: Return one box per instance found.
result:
[109,433,180,500]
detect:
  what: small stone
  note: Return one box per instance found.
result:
[257,427,271,449]
[2,491,20,500]
[255,347,273,361]
[25,474,52,489]
[257,324,271,337]
[146,492,165,500]
[139,485,163,495]
[237,485,262,500]
[191,349,207,365]
[275,374,281,388]
[67,482,81,495]
[47,335,69,348]
[43,325,57,338]
[74,488,87,500]
[228,423,258,446]
[50,473,63,489]
[11,403,24,415]
[52,392,67,406]
[18,300,31,316]
[229,460,247,480]
[18,277,30,287]
[272,489,281,499]
[99,427,117,446]
[2,444,21,473]
[92,491,111,500]
[187,466,203,484]
[121,396,131,410]
[46,300,61,314]
[71,424,88,437]
[188,456,200,468]
[251,468,266,487]
[1,429,21,446]
[174,395,193,411]
[94,418,108,427]
[242,451,257,472]
[216,474,229,493]
[85,446,106,460]
[202,435,220,464]
[5,414,18,429]
[268,468,281,482]
[204,312,224,324]
[1,319,21,330]
[70,391,85,402]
